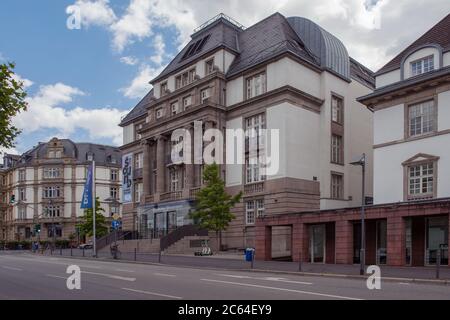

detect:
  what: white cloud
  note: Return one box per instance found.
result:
[120,56,139,65]
[150,34,165,65]
[11,73,34,89]
[67,0,117,28]
[13,82,127,146]
[120,64,164,99]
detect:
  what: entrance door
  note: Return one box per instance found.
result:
[310,225,325,263]
[425,216,449,265]
[167,211,177,233]
[154,212,166,238]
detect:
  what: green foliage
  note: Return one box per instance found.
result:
[0,62,28,149]
[76,197,108,238]
[190,163,242,236]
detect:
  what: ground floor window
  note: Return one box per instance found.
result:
[245,199,265,225]
[425,216,448,265]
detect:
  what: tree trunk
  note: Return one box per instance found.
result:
[216,230,221,252]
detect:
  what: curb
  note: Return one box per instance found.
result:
[34,252,450,286]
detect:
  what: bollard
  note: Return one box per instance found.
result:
[60,247,62,256]
[158,249,161,263]
[50,248,53,255]
[82,247,85,257]
[251,250,254,269]
[298,251,302,272]
[70,247,73,257]
[436,249,441,279]
[134,248,137,261]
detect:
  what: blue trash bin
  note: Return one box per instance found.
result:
[245,248,255,262]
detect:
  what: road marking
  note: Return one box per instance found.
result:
[201,279,362,300]
[46,274,67,280]
[153,273,176,277]
[398,282,411,285]
[216,274,312,285]
[82,271,136,282]
[0,255,102,269]
[115,269,135,273]
[122,288,182,299]
[1,266,23,271]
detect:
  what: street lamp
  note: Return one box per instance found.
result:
[350,153,366,276]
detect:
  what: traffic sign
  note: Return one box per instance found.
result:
[111,220,122,230]
[112,213,120,221]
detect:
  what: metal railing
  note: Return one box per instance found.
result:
[190,187,201,199]
[160,224,208,252]
[96,231,131,251]
[160,191,183,202]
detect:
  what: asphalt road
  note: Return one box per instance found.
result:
[1,251,450,300]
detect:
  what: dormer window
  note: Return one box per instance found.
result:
[175,68,196,90]
[201,88,210,103]
[160,82,168,96]
[205,58,215,75]
[411,55,434,76]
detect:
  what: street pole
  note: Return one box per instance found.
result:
[92,160,97,258]
[360,154,366,276]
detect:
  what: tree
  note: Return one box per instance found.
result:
[0,62,28,149]
[190,163,242,251]
[77,197,108,238]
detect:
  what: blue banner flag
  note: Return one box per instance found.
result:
[81,163,93,209]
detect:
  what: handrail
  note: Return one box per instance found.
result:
[96,230,130,250]
[160,224,208,252]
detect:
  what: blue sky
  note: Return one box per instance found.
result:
[1,0,449,155]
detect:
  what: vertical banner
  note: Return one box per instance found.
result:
[81,162,93,209]
[122,153,133,203]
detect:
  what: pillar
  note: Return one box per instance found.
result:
[255,225,272,261]
[335,219,353,264]
[185,125,194,190]
[142,139,151,198]
[156,135,166,194]
[291,223,307,262]
[387,215,406,266]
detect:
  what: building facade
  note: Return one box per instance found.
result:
[120,13,375,251]
[1,138,122,242]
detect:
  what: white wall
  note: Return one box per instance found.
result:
[438,90,450,131]
[444,52,450,67]
[375,69,401,88]
[225,117,244,187]
[374,104,404,145]
[123,124,134,145]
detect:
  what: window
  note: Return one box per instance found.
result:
[331,135,343,164]
[331,95,344,124]
[111,205,119,216]
[245,113,266,184]
[45,205,61,218]
[18,170,26,182]
[245,200,264,225]
[47,224,62,238]
[19,187,26,201]
[200,88,210,103]
[183,95,192,108]
[44,168,60,179]
[175,69,196,89]
[160,82,168,96]
[18,207,26,220]
[134,152,143,169]
[156,108,164,119]
[110,187,118,199]
[205,58,214,75]
[246,72,266,99]
[331,174,343,199]
[171,101,179,115]
[408,163,434,198]
[135,123,143,140]
[411,55,434,76]
[48,151,55,159]
[408,100,436,137]
[134,183,142,203]
[43,186,61,199]
[110,169,118,181]
[180,34,211,61]
[55,151,62,158]
[169,168,184,192]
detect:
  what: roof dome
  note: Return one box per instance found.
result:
[287,16,350,79]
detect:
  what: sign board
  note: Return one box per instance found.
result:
[112,213,120,221]
[112,220,122,230]
[122,153,133,203]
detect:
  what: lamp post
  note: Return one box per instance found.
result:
[105,197,122,246]
[350,153,366,276]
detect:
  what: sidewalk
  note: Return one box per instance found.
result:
[38,248,450,284]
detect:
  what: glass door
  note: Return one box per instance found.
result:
[310,225,325,263]
[425,216,449,265]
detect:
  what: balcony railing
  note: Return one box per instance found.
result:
[244,181,265,194]
[160,191,183,202]
[190,187,201,199]
[145,194,155,203]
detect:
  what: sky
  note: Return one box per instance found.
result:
[0,0,449,155]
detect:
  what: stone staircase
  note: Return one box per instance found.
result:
[163,235,210,254]
[98,238,161,254]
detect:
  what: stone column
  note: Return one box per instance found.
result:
[156,135,166,194]
[335,219,353,264]
[387,215,406,266]
[141,139,151,198]
[255,224,272,261]
[185,124,195,191]
[291,223,308,262]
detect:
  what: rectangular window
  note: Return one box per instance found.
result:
[331,95,344,124]
[43,186,61,199]
[245,113,266,183]
[134,152,143,169]
[246,72,266,99]
[18,207,26,220]
[411,55,434,76]
[331,174,343,200]
[200,88,210,103]
[45,205,61,218]
[18,170,26,182]
[44,168,61,179]
[18,188,26,201]
[110,169,118,181]
[176,68,196,89]
[183,95,192,108]
[160,82,168,96]
[171,101,179,115]
[246,201,255,225]
[156,108,164,119]
[169,168,184,192]
[409,100,436,137]
[205,59,214,75]
[331,134,343,164]
[134,183,142,203]
[408,163,434,197]
[110,187,118,199]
